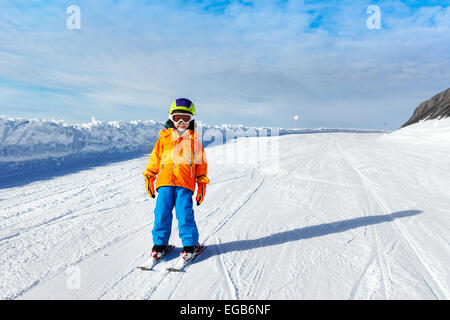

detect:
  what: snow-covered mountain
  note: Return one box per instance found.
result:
[0,117,165,163]
[0,118,448,300]
[0,116,381,179]
[401,88,450,128]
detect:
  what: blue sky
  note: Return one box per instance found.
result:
[0,0,449,129]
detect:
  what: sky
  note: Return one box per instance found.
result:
[0,0,449,129]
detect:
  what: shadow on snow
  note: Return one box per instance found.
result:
[0,150,149,189]
[197,210,422,261]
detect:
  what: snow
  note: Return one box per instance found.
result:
[0,118,448,300]
[0,115,381,179]
[0,116,165,163]
[382,117,450,145]
[0,116,381,164]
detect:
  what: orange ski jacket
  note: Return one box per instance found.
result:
[144,128,208,193]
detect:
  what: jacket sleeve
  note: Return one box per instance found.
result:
[145,137,163,176]
[194,141,208,178]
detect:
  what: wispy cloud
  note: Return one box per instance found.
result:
[0,0,449,129]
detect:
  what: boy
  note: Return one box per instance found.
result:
[143,98,209,262]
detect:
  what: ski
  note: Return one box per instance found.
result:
[137,245,175,271]
[167,245,207,272]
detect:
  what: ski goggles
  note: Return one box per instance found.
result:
[169,113,194,124]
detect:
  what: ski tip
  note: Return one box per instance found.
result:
[137,244,177,271]
[136,267,154,271]
[167,268,185,272]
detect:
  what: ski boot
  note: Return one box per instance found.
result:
[151,244,170,259]
[180,243,201,261]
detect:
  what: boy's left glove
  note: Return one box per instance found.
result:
[143,169,156,198]
[195,175,210,206]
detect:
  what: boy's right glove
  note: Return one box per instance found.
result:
[195,175,210,206]
[143,169,156,198]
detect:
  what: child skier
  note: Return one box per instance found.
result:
[143,98,209,263]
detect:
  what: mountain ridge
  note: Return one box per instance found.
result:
[401,88,450,128]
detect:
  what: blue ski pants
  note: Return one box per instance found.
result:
[152,186,199,247]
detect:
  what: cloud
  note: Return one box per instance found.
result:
[0,0,449,128]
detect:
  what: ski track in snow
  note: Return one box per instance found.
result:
[1,130,449,300]
[335,136,449,299]
[336,138,448,299]
[334,139,392,299]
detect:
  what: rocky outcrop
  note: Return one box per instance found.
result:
[401,88,450,128]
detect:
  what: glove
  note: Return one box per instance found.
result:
[195,175,210,206]
[143,169,156,198]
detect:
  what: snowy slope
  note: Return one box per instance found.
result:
[0,120,449,300]
[384,117,450,145]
